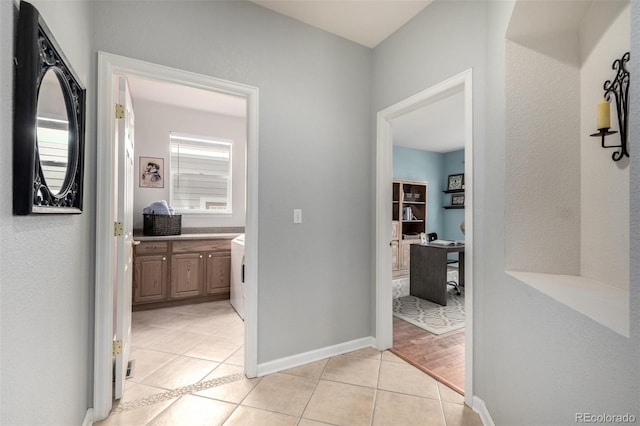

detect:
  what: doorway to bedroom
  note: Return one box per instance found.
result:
[375,69,474,402]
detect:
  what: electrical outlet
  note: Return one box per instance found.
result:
[293,209,302,224]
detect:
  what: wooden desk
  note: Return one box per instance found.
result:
[410,243,465,306]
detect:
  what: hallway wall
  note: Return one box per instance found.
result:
[0,1,96,424]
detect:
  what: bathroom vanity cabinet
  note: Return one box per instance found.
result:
[133,236,232,310]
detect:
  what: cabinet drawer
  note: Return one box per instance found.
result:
[172,239,230,254]
[135,241,169,255]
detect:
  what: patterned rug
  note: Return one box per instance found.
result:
[392,278,465,335]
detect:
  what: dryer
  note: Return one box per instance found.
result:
[230,234,245,319]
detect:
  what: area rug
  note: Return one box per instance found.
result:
[392,278,465,335]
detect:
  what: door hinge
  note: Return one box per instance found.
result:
[115,103,124,119]
[114,221,124,237]
[113,340,122,356]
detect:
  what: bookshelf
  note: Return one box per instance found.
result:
[392,179,428,275]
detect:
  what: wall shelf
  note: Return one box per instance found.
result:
[442,189,465,194]
[444,206,464,209]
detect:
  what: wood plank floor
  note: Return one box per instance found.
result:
[392,316,465,395]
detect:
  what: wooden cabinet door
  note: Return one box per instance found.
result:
[391,221,400,240]
[133,255,168,303]
[400,242,411,270]
[400,240,420,271]
[391,241,399,271]
[171,253,203,298]
[205,253,231,295]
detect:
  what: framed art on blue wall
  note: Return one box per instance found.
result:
[446,174,464,192]
[451,194,465,206]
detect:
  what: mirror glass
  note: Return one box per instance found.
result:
[36,68,70,195]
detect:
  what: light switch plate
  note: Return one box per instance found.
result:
[293,209,302,224]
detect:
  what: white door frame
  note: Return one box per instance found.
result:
[93,52,260,420]
[374,69,474,405]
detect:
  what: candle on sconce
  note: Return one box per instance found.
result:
[597,98,611,129]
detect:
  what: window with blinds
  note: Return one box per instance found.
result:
[37,117,70,194]
[170,133,232,213]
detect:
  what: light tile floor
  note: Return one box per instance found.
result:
[96,301,482,426]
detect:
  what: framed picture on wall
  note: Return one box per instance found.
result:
[139,156,164,188]
[451,194,465,206]
[447,173,464,191]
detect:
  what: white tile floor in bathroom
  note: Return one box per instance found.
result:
[96,300,482,426]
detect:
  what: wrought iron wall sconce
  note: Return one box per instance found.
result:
[590,52,629,162]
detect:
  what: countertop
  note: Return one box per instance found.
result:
[134,232,242,241]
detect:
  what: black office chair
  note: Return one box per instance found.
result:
[428,232,462,295]
[447,272,462,296]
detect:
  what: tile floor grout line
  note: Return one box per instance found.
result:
[370,387,379,426]
[294,356,333,424]
[369,354,383,426]
[436,381,449,426]
[317,373,441,399]
[112,373,245,413]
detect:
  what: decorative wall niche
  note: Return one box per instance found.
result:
[504,0,630,336]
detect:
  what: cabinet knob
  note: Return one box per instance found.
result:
[208,254,212,258]
[162,257,166,261]
[199,255,203,258]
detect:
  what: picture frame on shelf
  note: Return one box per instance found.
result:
[451,194,465,206]
[420,232,428,244]
[447,173,464,191]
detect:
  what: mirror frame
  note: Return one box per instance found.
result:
[13,1,86,214]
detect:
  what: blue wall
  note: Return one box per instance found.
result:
[442,149,465,241]
[393,146,444,236]
[393,146,465,241]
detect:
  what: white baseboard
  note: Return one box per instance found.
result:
[82,408,94,426]
[256,336,376,377]
[472,396,495,426]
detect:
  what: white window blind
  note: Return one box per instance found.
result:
[37,117,69,193]
[170,134,232,213]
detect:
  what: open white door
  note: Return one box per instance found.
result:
[114,75,135,399]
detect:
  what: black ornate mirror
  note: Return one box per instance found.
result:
[13,1,86,214]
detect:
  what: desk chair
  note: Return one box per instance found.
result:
[427,232,462,295]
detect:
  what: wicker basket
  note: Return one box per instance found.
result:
[143,214,182,236]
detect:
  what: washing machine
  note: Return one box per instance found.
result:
[230,234,245,319]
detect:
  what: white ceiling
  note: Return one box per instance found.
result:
[126,0,462,154]
[126,74,247,117]
[250,0,433,48]
[392,90,465,153]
